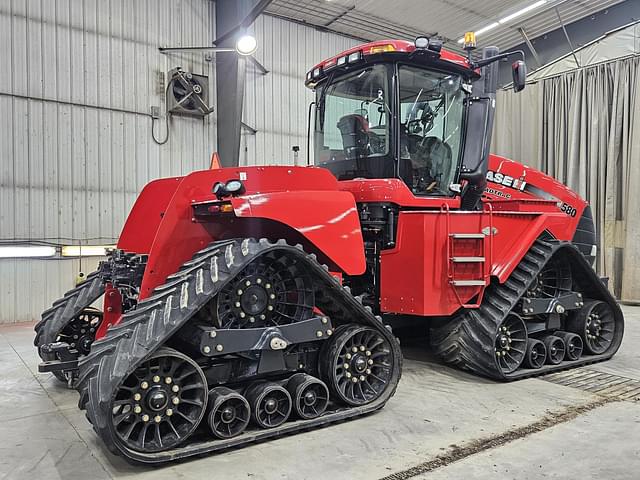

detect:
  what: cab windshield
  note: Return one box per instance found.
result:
[314,63,466,195]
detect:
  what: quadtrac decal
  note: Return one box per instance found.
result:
[484,187,511,199]
[486,170,527,191]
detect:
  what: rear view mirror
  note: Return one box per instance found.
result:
[512,60,527,92]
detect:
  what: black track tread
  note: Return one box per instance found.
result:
[75,238,402,462]
[430,239,624,381]
[34,270,106,381]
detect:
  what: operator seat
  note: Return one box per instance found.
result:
[399,136,453,194]
[423,137,452,181]
[337,114,370,159]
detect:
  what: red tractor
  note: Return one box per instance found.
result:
[35,36,623,463]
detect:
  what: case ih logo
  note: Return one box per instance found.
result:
[486,170,527,191]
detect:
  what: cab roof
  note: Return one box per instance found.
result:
[305,39,477,88]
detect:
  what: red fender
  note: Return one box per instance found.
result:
[117,177,182,254]
[132,167,364,300]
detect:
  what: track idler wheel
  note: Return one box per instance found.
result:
[320,324,395,406]
[567,300,616,355]
[110,348,208,453]
[494,314,527,374]
[543,335,565,365]
[246,382,292,429]
[215,250,314,329]
[287,373,329,420]
[45,307,103,383]
[207,387,250,439]
[524,339,547,369]
[556,331,583,361]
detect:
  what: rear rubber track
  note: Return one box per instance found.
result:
[34,270,105,382]
[431,239,624,380]
[75,238,402,463]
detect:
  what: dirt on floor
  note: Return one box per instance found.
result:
[380,397,616,480]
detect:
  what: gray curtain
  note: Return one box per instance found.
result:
[493,56,640,303]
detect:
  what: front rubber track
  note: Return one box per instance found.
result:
[430,239,624,381]
[75,238,402,463]
[34,270,105,382]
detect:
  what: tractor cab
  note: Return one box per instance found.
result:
[306,36,527,209]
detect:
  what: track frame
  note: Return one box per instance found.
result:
[75,238,403,463]
[430,239,624,381]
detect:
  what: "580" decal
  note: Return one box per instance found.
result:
[559,202,577,217]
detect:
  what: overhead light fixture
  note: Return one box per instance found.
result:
[499,0,547,24]
[61,245,115,257]
[458,0,548,43]
[475,22,500,36]
[0,245,57,258]
[235,34,257,55]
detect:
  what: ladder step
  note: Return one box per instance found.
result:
[451,280,487,286]
[452,256,485,263]
[450,233,485,239]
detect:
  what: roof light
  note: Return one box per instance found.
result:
[313,67,322,78]
[324,58,337,70]
[347,51,362,62]
[368,44,395,54]
[61,245,115,257]
[337,56,347,66]
[0,245,57,258]
[236,34,258,55]
[415,36,429,49]
[499,0,547,24]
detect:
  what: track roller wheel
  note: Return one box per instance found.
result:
[494,314,527,374]
[320,324,395,406]
[567,300,616,355]
[206,387,250,439]
[287,373,329,420]
[556,331,583,361]
[524,339,546,369]
[543,335,565,365]
[245,382,291,429]
[110,348,207,453]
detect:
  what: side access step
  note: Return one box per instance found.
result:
[447,231,489,308]
[451,256,485,263]
[450,233,486,239]
[450,280,487,287]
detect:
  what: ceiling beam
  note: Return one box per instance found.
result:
[498,0,640,86]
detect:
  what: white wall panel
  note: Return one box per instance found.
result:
[242,14,358,166]
[0,0,216,323]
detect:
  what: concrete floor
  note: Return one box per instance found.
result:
[0,307,638,480]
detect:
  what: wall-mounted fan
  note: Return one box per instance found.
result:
[167,67,213,117]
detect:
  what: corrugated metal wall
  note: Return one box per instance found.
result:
[0,0,216,323]
[242,14,359,166]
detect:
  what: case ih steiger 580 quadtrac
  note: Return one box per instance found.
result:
[35,35,623,463]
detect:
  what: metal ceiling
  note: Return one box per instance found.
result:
[264,0,627,52]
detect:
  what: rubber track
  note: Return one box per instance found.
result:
[34,270,106,380]
[75,238,402,463]
[430,239,624,381]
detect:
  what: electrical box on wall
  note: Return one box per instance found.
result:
[167,67,213,117]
